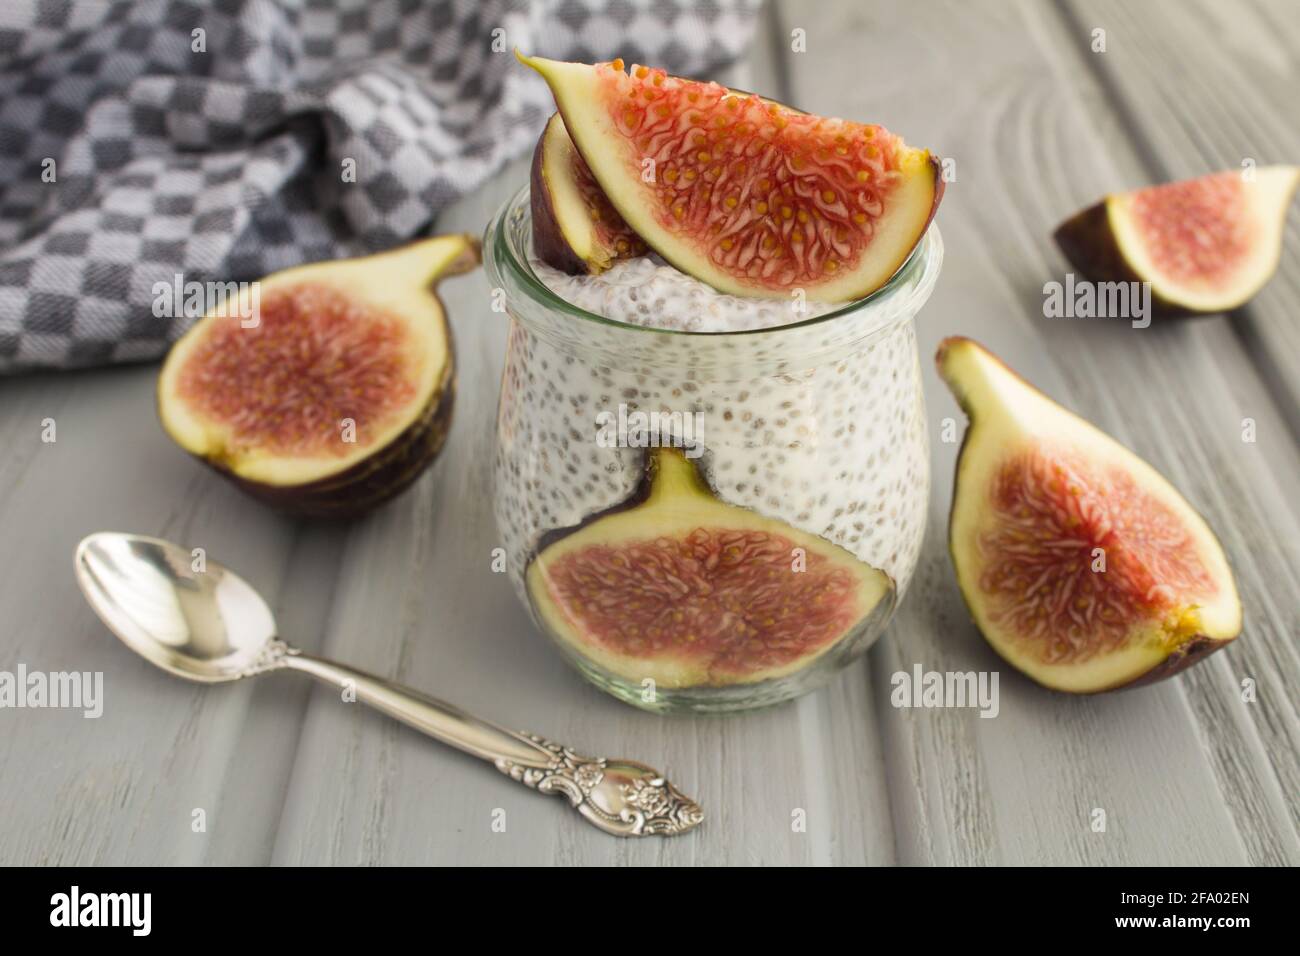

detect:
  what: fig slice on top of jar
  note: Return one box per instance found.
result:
[484,54,946,712]
[519,52,944,301]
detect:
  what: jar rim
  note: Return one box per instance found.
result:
[483,185,943,340]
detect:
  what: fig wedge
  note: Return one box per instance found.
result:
[1054,166,1300,316]
[937,337,1241,693]
[531,112,647,273]
[518,52,943,301]
[157,235,479,518]
[526,447,893,689]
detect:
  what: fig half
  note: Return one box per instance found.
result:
[1054,166,1300,316]
[525,447,893,689]
[158,235,479,518]
[531,112,647,274]
[518,52,944,301]
[937,338,1241,693]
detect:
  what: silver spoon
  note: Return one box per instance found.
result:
[73,531,703,839]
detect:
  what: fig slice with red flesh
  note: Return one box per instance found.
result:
[518,52,943,301]
[531,112,647,273]
[525,447,893,689]
[937,338,1241,693]
[1054,166,1300,317]
[157,235,479,519]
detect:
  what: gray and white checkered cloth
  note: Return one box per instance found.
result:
[0,0,761,372]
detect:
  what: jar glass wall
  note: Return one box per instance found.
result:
[484,187,943,712]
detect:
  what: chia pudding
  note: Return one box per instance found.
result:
[484,188,943,712]
[534,254,840,332]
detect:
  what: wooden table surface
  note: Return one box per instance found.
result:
[1,0,1296,866]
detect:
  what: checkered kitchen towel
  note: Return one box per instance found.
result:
[0,0,762,372]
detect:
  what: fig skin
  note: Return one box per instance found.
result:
[936,336,1241,694]
[927,160,947,233]
[158,235,479,520]
[529,125,589,275]
[1110,633,1231,692]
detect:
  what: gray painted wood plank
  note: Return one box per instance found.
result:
[0,364,327,864]
[774,0,1298,864]
[0,0,1294,867]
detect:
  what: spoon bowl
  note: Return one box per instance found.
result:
[75,532,278,683]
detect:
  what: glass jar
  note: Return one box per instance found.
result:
[483,187,943,713]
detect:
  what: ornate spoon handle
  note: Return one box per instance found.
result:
[274,646,703,838]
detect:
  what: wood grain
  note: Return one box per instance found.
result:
[0,0,1294,866]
